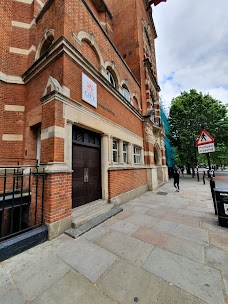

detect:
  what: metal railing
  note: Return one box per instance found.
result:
[0,166,46,241]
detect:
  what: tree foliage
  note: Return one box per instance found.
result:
[168,89,228,171]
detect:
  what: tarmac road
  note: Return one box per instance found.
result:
[214,171,228,190]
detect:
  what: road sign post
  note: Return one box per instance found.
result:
[196,128,215,172]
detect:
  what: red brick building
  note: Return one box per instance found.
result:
[0,0,168,239]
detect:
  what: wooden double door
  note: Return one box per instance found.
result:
[72,127,101,208]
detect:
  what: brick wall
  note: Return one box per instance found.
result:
[43,173,72,224]
[108,169,147,198]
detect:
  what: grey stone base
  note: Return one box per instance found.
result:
[110,184,148,206]
[0,226,48,262]
[65,206,122,239]
[47,216,72,240]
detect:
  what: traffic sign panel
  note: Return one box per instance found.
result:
[196,129,214,146]
[198,143,215,154]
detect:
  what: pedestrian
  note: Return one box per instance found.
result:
[173,169,180,192]
[209,168,215,178]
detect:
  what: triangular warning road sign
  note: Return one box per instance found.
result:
[196,129,214,146]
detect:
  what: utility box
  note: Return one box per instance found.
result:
[214,188,228,228]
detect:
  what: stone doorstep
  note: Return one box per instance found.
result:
[71,200,114,228]
[65,206,123,239]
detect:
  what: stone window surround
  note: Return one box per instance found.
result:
[110,137,144,166]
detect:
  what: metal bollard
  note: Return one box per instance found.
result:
[203,171,206,185]
[210,177,216,215]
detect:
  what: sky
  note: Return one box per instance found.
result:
[152,0,228,114]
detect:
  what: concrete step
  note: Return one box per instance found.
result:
[65,206,123,239]
[72,202,114,228]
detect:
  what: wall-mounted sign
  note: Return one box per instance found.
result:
[82,73,97,108]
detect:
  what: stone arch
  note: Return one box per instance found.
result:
[154,142,162,166]
[120,80,131,102]
[35,29,55,60]
[76,31,104,68]
[104,60,120,89]
[132,93,141,111]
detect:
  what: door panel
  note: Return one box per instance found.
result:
[87,148,101,203]
[72,144,101,208]
[72,145,86,208]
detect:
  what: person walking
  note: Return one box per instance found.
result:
[173,169,180,192]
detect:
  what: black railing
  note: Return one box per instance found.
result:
[0,166,46,241]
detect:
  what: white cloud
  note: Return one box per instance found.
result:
[153,0,228,110]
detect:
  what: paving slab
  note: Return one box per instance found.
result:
[57,237,117,283]
[83,225,109,242]
[143,247,224,304]
[145,209,167,218]
[177,209,203,218]
[97,259,207,304]
[161,235,205,264]
[95,230,154,267]
[10,253,71,301]
[131,206,151,213]
[127,201,163,210]
[115,209,133,220]
[124,213,161,228]
[31,270,117,304]
[0,288,25,304]
[223,273,228,294]
[0,271,13,297]
[101,217,119,227]
[109,219,139,235]
[164,211,201,227]
[209,230,228,251]
[200,219,227,232]
[132,227,168,247]
[169,223,209,246]
[152,219,178,234]
[167,201,190,208]
[205,246,228,273]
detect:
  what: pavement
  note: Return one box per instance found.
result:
[1,175,228,304]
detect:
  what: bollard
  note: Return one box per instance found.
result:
[203,171,205,185]
[210,177,216,215]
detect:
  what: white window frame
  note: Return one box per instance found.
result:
[123,142,128,163]
[122,87,130,102]
[107,70,116,88]
[133,146,141,164]
[112,139,118,163]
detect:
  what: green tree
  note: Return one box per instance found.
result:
[168,89,228,175]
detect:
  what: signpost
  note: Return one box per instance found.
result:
[196,128,215,170]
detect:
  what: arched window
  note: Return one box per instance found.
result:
[122,85,130,102]
[35,30,55,60]
[40,35,54,57]
[106,68,116,88]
